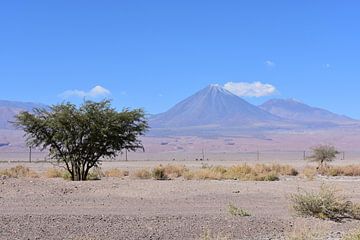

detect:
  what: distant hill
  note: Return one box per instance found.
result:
[149,85,359,136]
[150,84,280,128]
[0,100,46,129]
[259,98,356,125]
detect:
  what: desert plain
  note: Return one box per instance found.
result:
[1,158,360,240]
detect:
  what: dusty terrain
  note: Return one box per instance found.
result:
[1,160,360,240]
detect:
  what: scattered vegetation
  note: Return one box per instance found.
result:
[133,168,152,179]
[290,185,360,221]
[162,164,188,178]
[184,164,297,181]
[301,165,360,180]
[0,165,38,178]
[301,166,318,180]
[104,168,129,178]
[151,165,168,180]
[44,168,67,178]
[318,165,360,177]
[87,167,104,180]
[343,229,360,240]
[227,203,251,217]
[307,144,339,169]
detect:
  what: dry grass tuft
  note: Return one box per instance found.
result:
[104,168,129,178]
[318,165,360,177]
[44,168,66,178]
[163,164,188,178]
[184,164,296,181]
[0,165,39,178]
[227,203,251,217]
[302,167,317,180]
[151,165,168,180]
[132,168,152,179]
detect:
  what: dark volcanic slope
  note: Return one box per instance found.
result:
[150,85,280,128]
[259,98,356,124]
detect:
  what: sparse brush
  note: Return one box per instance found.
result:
[302,167,317,180]
[44,168,65,178]
[0,165,38,178]
[163,164,188,178]
[152,165,168,180]
[104,168,128,178]
[227,203,251,217]
[183,164,296,181]
[318,165,360,177]
[343,229,360,240]
[290,184,359,221]
[184,167,224,180]
[133,168,152,179]
[87,167,104,180]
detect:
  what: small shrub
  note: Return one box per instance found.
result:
[184,168,224,180]
[152,165,168,180]
[104,168,128,178]
[133,168,151,179]
[302,167,317,180]
[290,185,359,221]
[87,167,104,180]
[62,171,72,180]
[163,164,188,178]
[318,165,360,177]
[263,172,280,181]
[0,165,38,178]
[227,203,251,217]
[44,168,65,178]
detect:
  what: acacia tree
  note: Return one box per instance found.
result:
[308,144,340,169]
[15,100,148,181]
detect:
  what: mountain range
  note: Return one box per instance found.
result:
[0,85,358,137]
[0,100,46,129]
[149,85,358,136]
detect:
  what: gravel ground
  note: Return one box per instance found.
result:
[1,163,360,239]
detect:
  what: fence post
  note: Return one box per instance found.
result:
[257,150,260,161]
[29,147,32,163]
[303,151,306,160]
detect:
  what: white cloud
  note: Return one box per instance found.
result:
[223,81,276,97]
[60,85,111,99]
[265,60,276,67]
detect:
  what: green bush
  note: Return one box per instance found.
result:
[152,165,168,180]
[227,203,251,217]
[290,185,359,221]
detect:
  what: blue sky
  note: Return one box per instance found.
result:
[1,1,360,118]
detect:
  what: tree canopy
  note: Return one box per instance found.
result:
[15,100,148,181]
[308,144,339,169]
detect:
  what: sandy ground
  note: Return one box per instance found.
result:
[1,161,360,240]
